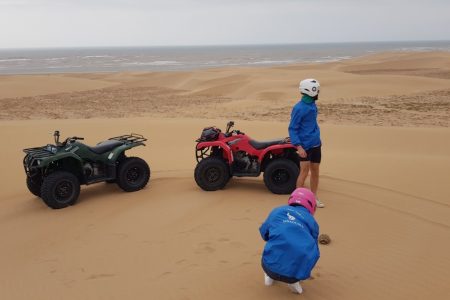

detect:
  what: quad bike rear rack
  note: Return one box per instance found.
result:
[109,133,147,145]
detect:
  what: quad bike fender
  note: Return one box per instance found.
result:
[34,153,85,180]
[38,152,83,168]
[258,144,298,162]
[196,141,233,163]
[108,142,145,163]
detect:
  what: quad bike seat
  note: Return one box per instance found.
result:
[249,139,286,150]
[87,140,124,154]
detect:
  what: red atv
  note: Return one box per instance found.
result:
[194,121,300,194]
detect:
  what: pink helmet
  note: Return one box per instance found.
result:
[288,188,316,215]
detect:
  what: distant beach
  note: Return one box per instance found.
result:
[0,40,449,74]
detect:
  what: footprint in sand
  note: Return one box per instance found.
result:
[86,273,116,280]
[230,241,245,248]
[230,217,251,221]
[195,245,216,254]
[195,242,216,254]
[178,224,212,235]
[216,238,246,248]
[112,233,128,239]
[158,271,172,278]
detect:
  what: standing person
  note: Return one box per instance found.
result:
[259,188,320,294]
[288,78,324,208]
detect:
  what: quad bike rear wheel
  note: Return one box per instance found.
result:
[41,171,80,209]
[194,157,230,191]
[263,158,299,194]
[117,157,150,192]
[26,176,42,197]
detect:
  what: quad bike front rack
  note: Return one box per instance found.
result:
[23,146,55,158]
[195,145,210,163]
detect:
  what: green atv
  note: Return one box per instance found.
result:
[23,131,150,209]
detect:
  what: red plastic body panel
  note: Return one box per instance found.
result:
[196,131,297,165]
[196,140,233,163]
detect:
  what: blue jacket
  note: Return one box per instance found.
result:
[288,100,321,150]
[259,205,320,280]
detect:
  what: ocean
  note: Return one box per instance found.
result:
[0,41,449,75]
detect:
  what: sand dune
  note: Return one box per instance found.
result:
[1,52,449,126]
[0,74,116,98]
[0,118,449,300]
[337,51,450,79]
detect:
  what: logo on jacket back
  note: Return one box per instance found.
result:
[283,210,304,228]
[287,212,296,221]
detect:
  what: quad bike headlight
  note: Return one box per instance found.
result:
[47,145,57,153]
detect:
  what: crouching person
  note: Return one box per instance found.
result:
[259,188,320,294]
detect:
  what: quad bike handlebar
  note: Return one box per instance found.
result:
[54,130,61,145]
[224,121,244,137]
[53,130,84,146]
[226,129,243,136]
[65,136,84,145]
[225,121,235,134]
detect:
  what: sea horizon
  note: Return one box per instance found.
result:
[1,40,449,75]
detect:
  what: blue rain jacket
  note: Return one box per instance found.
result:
[259,205,320,280]
[288,98,321,150]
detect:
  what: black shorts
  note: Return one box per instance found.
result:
[299,146,321,163]
[262,261,298,284]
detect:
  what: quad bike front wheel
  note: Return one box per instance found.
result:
[263,158,299,194]
[41,171,80,209]
[194,157,230,191]
[117,157,151,192]
[26,176,42,197]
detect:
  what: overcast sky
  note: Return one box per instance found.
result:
[0,0,449,48]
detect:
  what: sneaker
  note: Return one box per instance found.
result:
[316,198,325,208]
[288,282,303,294]
[264,273,274,286]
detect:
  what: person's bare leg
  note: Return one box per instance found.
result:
[297,161,310,188]
[310,162,324,207]
[309,163,320,195]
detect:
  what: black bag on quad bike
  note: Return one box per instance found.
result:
[197,127,221,142]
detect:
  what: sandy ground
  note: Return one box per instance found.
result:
[0,52,450,300]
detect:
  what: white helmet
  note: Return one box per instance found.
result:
[299,78,320,97]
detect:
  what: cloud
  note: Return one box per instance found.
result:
[0,0,448,47]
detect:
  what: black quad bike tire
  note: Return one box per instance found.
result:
[26,176,42,197]
[263,158,299,194]
[116,157,150,192]
[194,157,230,191]
[41,171,80,209]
